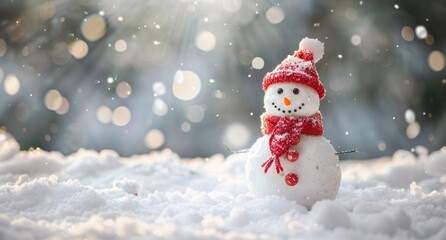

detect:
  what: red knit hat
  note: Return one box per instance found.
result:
[262,38,326,99]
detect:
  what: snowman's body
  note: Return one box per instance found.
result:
[246,135,341,209]
[245,38,341,208]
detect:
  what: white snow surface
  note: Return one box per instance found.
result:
[1,131,446,240]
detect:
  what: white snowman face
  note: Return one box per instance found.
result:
[264,82,320,117]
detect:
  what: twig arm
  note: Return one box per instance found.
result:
[335,148,359,155]
[223,143,249,154]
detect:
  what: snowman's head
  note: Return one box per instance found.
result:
[264,82,320,117]
[262,38,326,117]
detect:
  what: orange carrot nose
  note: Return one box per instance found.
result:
[284,97,291,106]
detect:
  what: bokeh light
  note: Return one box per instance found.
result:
[181,122,191,132]
[39,1,55,21]
[39,1,55,20]
[116,81,132,99]
[428,51,445,72]
[406,122,420,139]
[81,14,106,42]
[144,129,165,149]
[224,123,250,148]
[114,39,127,52]
[266,6,285,24]
[21,47,29,57]
[425,34,434,45]
[3,74,20,96]
[186,105,205,123]
[152,82,166,96]
[68,40,89,59]
[351,35,361,46]
[401,26,414,41]
[55,97,70,115]
[195,31,217,52]
[96,106,113,124]
[112,106,131,126]
[153,98,168,116]
[213,90,226,99]
[344,8,357,21]
[252,57,264,70]
[404,109,416,124]
[415,25,427,39]
[44,90,63,111]
[172,70,201,101]
[378,141,387,151]
[222,0,242,13]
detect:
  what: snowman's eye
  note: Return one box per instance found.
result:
[293,88,299,95]
[277,88,283,94]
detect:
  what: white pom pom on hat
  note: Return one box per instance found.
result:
[298,38,324,63]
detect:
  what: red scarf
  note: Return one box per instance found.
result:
[260,112,323,174]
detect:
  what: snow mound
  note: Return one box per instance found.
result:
[113,178,142,196]
[1,131,446,239]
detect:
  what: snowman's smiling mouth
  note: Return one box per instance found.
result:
[272,102,305,114]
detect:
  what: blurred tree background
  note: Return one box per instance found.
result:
[0,0,445,159]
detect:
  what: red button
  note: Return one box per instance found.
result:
[286,150,299,162]
[285,173,299,186]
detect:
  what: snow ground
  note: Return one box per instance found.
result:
[0,131,445,240]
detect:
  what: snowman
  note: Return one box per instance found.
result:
[246,38,341,209]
